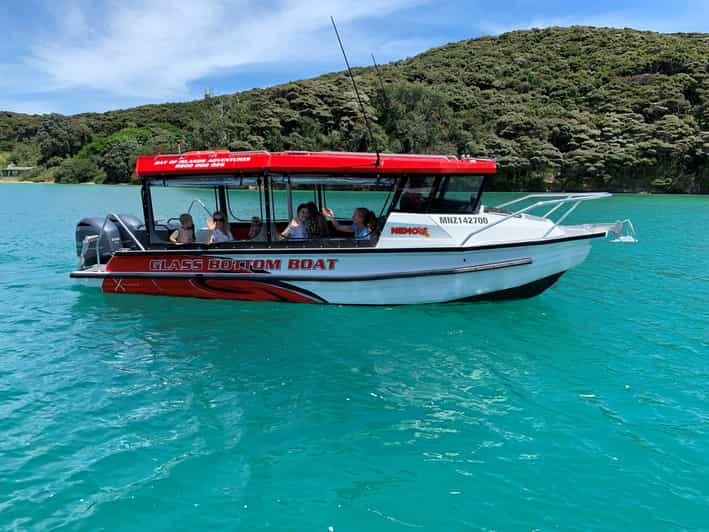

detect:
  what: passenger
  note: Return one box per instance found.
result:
[248,216,264,240]
[248,216,278,241]
[321,207,376,240]
[169,213,195,244]
[207,211,231,244]
[280,203,310,240]
[305,201,329,238]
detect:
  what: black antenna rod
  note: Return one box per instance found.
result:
[330,16,381,167]
[371,53,391,110]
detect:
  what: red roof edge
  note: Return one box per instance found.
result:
[135,150,496,177]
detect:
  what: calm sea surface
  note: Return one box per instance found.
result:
[0,184,707,530]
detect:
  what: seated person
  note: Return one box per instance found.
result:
[248,216,278,242]
[207,211,231,244]
[280,203,310,240]
[248,216,264,240]
[169,213,195,244]
[321,207,376,241]
[399,192,428,212]
[305,202,329,238]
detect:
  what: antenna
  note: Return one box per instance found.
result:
[330,16,381,167]
[371,53,391,110]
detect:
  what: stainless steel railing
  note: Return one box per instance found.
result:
[461,192,614,246]
[186,198,213,217]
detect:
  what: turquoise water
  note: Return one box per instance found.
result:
[1,184,707,530]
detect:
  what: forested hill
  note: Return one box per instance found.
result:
[1,26,707,192]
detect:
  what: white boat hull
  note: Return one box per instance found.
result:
[284,238,591,304]
[70,235,596,305]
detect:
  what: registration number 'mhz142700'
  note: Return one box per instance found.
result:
[438,216,489,225]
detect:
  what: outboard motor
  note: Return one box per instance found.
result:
[108,213,146,249]
[75,214,145,269]
[75,217,121,268]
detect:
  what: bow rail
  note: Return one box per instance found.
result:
[461,192,629,246]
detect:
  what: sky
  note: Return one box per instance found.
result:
[0,0,707,115]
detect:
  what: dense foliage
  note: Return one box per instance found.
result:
[1,27,707,191]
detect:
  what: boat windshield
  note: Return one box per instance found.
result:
[394,175,485,214]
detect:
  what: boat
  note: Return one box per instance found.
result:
[70,149,636,305]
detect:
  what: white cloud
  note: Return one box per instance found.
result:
[29,0,426,100]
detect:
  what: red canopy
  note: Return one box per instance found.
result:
[135,150,496,177]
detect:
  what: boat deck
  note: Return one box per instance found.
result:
[70,264,107,280]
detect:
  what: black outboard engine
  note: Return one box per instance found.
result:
[75,214,145,268]
[108,214,145,249]
[75,217,120,268]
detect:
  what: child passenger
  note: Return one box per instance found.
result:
[321,207,376,240]
[280,203,310,240]
[169,213,195,244]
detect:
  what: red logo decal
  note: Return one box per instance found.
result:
[390,226,431,237]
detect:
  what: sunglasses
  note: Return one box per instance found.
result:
[213,218,224,222]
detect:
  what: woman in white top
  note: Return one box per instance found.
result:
[207,211,231,244]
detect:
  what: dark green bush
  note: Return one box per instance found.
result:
[53,157,107,184]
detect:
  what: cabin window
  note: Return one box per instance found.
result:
[149,184,217,243]
[267,174,394,243]
[225,181,265,222]
[428,175,485,213]
[393,176,435,212]
[269,185,320,223]
[146,176,275,245]
[394,175,485,214]
[225,178,277,242]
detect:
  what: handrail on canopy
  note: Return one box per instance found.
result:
[269,175,397,187]
[147,174,398,189]
[146,175,260,187]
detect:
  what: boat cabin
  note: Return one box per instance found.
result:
[136,150,496,249]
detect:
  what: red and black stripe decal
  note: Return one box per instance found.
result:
[101,277,326,303]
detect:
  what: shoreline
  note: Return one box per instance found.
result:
[0,178,53,184]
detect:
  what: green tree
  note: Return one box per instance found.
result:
[101,138,140,183]
[36,114,91,162]
[54,157,107,184]
[377,82,460,154]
